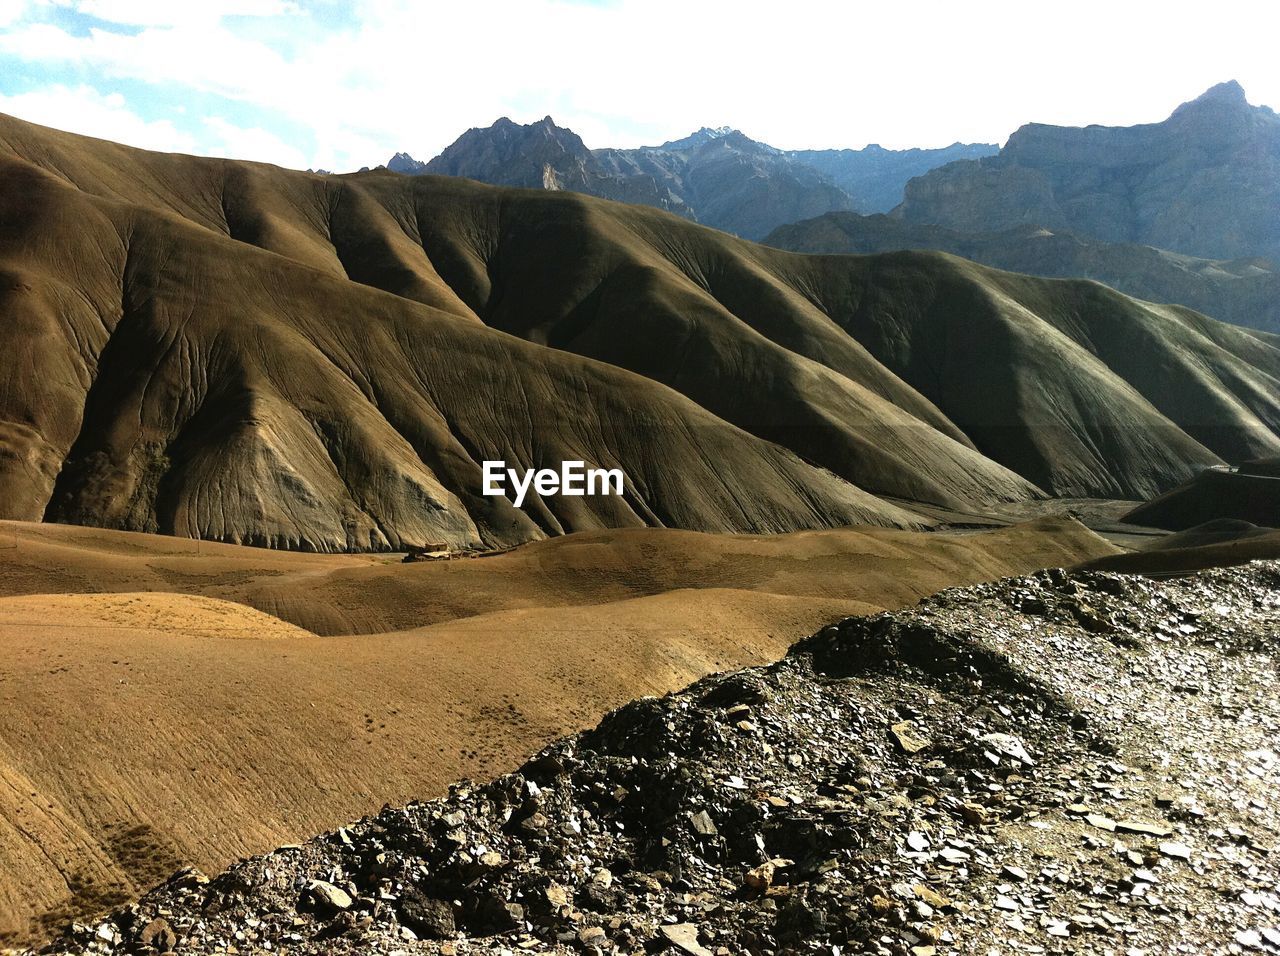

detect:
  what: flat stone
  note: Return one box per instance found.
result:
[979,732,1034,765]
[1115,820,1173,837]
[1158,841,1192,860]
[397,890,456,940]
[578,926,607,946]
[892,721,930,755]
[545,883,570,907]
[688,810,718,836]
[914,884,949,908]
[308,880,353,912]
[660,923,714,956]
[1235,929,1263,949]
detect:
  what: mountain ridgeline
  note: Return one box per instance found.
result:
[388,118,995,239]
[896,81,1280,263]
[1,113,1279,551]
[767,82,1280,333]
[788,141,996,214]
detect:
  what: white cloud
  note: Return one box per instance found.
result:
[0,83,197,152]
[0,21,297,101]
[0,0,32,27]
[69,0,299,27]
[0,83,317,169]
[202,115,308,169]
[1,0,1277,170]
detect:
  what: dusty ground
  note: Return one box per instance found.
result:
[0,517,1117,947]
[34,561,1280,955]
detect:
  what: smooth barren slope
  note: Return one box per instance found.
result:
[2,114,1279,549]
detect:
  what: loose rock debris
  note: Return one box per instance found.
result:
[32,562,1280,954]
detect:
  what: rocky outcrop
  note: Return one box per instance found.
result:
[897,81,1280,263]
[421,117,690,217]
[36,561,1280,954]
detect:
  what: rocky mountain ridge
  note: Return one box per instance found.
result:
[388,117,994,238]
[896,81,1280,263]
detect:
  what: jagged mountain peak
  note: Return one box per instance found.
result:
[447,115,582,144]
[1189,79,1248,105]
[651,125,746,151]
[1166,80,1259,120]
[386,150,427,173]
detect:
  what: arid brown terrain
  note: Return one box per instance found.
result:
[33,560,1280,955]
[1,103,1278,956]
[0,516,1120,946]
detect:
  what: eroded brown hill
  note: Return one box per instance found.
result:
[2,114,1279,549]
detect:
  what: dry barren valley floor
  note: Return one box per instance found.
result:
[0,518,1120,946]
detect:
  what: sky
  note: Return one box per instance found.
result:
[0,0,1276,172]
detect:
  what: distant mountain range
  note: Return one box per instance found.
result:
[787,142,996,214]
[896,81,1280,263]
[768,82,1280,332]
[386,119,995,239]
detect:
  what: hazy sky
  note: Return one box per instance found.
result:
[0,0,1275,171]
